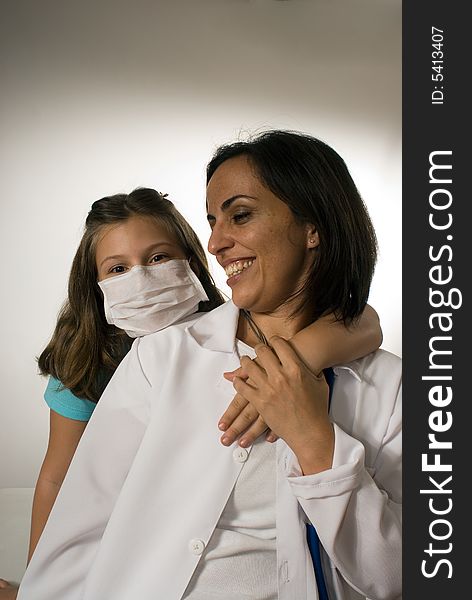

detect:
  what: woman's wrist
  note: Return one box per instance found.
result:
[290,422,335,475]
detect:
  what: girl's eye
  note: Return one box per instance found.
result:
[150,254,168,263]
[110,265,126,274]
[232,211,251,224]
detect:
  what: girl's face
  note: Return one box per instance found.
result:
[95,215,188,281]
[206,155,318,316]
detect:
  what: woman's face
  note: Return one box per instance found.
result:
[206,155,318,315]
[95,215,188,281]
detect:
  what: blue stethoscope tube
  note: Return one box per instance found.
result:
[306,367,335,600]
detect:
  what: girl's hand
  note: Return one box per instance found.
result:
[0,580,18,600]
[233,337,334,475]
[219,366,278,448]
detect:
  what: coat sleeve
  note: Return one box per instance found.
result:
[17,339,153,600]
[286,357,402,600]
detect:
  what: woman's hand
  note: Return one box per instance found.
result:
[219,366,279,448]
[232,336,334,475]
[0,580,18,600]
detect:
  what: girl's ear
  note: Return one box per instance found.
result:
[306,225,320,249]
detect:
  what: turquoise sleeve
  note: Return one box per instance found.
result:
[44,376,97,421]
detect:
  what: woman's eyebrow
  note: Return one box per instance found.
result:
[206,194,257,221]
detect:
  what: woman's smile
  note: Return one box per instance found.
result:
[224,258,255,285]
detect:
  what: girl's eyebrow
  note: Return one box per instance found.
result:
[99,242,179,268]
[206,194,257,222]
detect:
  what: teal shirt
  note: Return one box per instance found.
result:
[44,376,96,421]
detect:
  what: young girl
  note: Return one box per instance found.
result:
[1,187,382,599]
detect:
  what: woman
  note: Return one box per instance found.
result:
[17,131,401,600]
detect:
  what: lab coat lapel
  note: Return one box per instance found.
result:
[185,299,240,352]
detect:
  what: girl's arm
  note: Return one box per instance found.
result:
[0,580,19,600]
[0,412,85,599]
[27,412,87,562]
[219,304,382,446]
[288,303,382,375]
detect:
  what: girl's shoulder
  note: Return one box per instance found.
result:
[43,376,97,422]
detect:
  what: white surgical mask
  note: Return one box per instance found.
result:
[98,259,209,337]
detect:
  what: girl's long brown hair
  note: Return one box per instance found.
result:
[38,188,225,402]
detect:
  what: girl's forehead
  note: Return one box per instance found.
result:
[95,215,182,254]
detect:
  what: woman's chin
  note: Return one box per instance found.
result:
[231,292,254,311]
[231,292,264,314]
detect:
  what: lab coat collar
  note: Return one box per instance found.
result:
[187,301,366,381]
[186,300,240,353]
[333,361,362,382]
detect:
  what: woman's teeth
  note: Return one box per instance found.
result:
[225,259,254,277]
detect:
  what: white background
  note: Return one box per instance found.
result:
[0,0,401,487]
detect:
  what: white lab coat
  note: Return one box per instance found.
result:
[18,301,402,600]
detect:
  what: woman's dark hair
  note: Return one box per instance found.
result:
[206,130,377,323]
[38,187,225,402]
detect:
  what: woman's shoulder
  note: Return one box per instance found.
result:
[43,376,96,422]
[359,348,401,373]
[333,349,402,398]
[362,348,402,380]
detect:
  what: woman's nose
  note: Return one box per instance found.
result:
[207,222,233,256]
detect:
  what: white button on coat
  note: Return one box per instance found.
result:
[188,539,205,555]
[232,447,249,463]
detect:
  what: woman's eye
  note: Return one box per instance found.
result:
[232,211,251,224]
[150,254,168,263]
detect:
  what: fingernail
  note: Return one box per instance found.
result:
[266,435,276,443]
[221,435,231,446]
[239,438,249,448]
[218,421,227,431]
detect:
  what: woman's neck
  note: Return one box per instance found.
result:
[236,308,313,348]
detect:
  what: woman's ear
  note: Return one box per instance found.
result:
[306,225,320,249]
